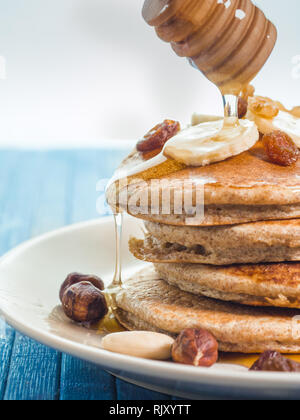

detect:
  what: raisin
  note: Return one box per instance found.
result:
[238,97,248,119]
[137,120,180,152]
[141,147,162,161]
[249,96,279,119]
[262,131,299,166]
[250,351,300,372]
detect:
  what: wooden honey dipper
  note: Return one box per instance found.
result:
[142,0,277,95]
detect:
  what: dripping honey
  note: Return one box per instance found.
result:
[95,311,125,334]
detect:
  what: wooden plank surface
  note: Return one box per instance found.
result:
[0,149,173,400]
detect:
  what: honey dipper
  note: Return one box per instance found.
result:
[142,0,277,95]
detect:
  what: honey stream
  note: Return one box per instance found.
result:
[96,213,125,335]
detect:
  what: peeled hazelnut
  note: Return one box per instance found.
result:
[59,272,104,302]
[172,328,218,367]
[61,281,108,323]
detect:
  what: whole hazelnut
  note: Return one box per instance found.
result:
[250,350,300,372]
[61,281,108,323]
[59,273,104,302]
[172,328,218,367]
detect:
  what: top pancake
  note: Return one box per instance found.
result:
[107,141,300,226]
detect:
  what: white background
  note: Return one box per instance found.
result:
[0,0,299,147]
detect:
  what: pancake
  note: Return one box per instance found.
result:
[115,267,300,353]
[106,142,300,226]
[154,262,300,309]
[129,219,300,265]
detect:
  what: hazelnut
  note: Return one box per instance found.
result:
[61,281,108,323]
[172,328,218,367]
[59,272,104,302]
[250,350,300,372]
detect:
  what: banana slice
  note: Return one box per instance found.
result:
[163,119,259,167]
[191,113,222,126]
[248,110,300,147]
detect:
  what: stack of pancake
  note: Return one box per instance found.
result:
[108,141,300,353]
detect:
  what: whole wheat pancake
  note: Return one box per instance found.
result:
[154,262,300,309]
[107,142,300,226]
[115,267,300,353]
[129,219,300,265]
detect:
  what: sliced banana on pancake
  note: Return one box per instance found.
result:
[191,113,222,126]
[248,109,300,147]
[163,119,259,167]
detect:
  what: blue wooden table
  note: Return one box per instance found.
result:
[0,147,179,400]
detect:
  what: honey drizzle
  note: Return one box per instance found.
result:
[95,212,125,335]
[112,212,124,294]
[106,212,124,308]
[223,93,239,128]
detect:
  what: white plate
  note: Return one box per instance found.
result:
[1,216,300,400]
